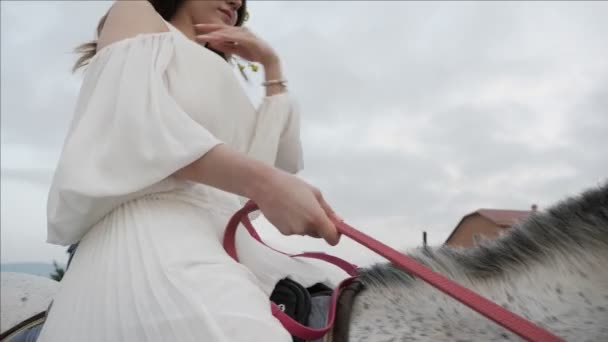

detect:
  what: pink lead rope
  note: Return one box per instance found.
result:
[223,200,565,342]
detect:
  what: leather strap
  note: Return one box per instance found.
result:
[223,200,565,342]
[224,201,358,276]
[334,220,565,342]
[223,201,357,340]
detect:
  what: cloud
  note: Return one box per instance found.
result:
[1,178,67,263]
[1,1,113,147]
[1,1,607,263]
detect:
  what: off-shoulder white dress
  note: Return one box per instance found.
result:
[39,23,333,342]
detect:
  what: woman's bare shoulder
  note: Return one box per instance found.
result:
[98,1,170,51]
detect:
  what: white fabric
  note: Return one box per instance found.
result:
[39,24,335,342]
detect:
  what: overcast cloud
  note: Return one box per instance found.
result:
[1,1,607,266]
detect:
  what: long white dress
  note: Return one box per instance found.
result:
[39,23,337,342]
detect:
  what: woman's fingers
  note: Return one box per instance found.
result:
[307,230,322,239]
[194,24,242,43]
[204,41,241,55]
[194,25,276,65]
[316,196,341,246]
[196,30,247,51]
[196,33,236,44]
[195,35,240,55]
[195,23,239,44]
[316,212,340,246]
[253,171,341,247]
[318,192,344,224]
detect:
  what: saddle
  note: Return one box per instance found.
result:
[271,278,330,342]
[0,245,79,342]
[270,278,363,342]
[0,312,45,342]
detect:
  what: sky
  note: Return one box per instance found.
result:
[1,1,607,266]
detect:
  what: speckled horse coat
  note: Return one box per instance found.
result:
[348,183,608,341]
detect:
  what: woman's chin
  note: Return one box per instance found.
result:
[195,16,228,27]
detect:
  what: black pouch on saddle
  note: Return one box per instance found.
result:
[270,278,333,342]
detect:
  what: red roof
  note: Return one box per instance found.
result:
[444,208,533,244]
[475,209,532,227]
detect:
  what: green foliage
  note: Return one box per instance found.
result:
[50,260,65,281]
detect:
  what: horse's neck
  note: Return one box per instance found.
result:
[348,255,608,341]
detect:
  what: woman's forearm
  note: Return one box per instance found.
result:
[174,140,341,246]
[174,56,289,198]
[173,144,275,199]
[262,57,286,97]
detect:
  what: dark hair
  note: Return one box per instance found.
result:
[72,0,248,72]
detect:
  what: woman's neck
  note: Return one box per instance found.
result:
[168,8,230,62]
[169,9,196,41]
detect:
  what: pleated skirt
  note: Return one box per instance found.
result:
[38,191,337,342]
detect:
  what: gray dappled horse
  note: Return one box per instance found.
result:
[2,183,607,341]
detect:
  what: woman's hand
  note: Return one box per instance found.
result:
[194,23,278,66]
[174,144,340,245]
[249,169,342,246]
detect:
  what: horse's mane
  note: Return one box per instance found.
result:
[359,181,608,288]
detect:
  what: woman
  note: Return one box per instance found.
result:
[39,1,341,341]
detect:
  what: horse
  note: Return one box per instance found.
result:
[0,272,58,341]
[2,182,607,341]
[348,182,608,341]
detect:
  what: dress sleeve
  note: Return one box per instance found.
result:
[47,32,223,245]
[246,92,304,174]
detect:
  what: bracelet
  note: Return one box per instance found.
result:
[262,79,288,87]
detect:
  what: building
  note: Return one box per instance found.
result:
[444,205,537,248]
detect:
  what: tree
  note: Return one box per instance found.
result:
[50,260,65,281]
